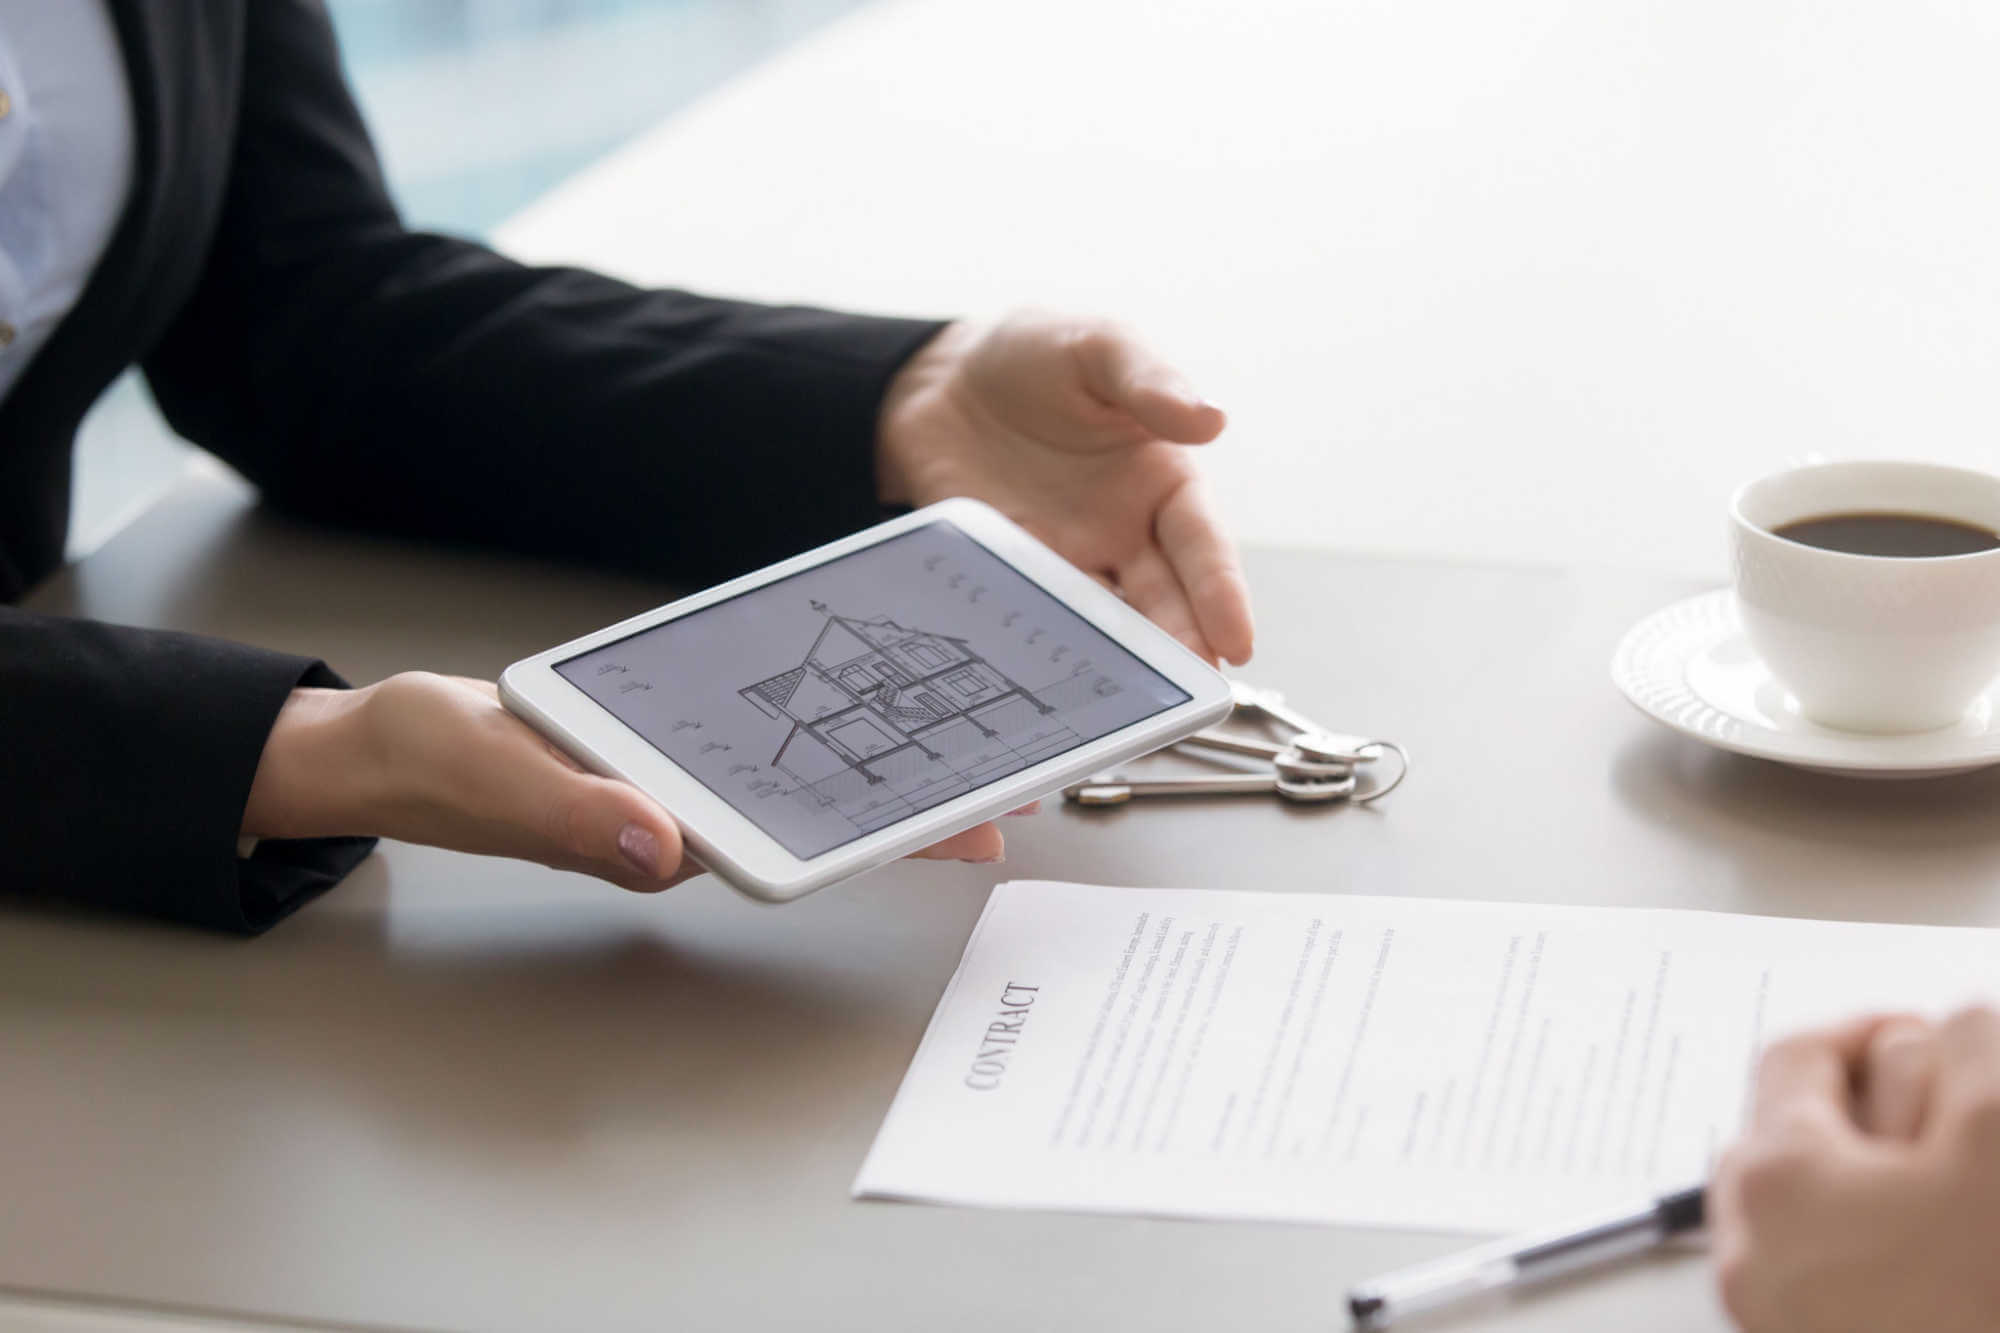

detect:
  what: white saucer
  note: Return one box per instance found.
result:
[1611,589,2000,779]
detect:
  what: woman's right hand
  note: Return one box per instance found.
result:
[241,673,1007,891]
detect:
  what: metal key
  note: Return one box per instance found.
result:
[1271,752,1356,784]
[1229,679,1328,733]
[1063,770,1356,806]
[1173,733,1353,783]
[1228,681,1381,760]
[1177,727,1371,769]
[1226,681,1413,801]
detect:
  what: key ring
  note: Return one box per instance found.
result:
[1348,739,1409,804]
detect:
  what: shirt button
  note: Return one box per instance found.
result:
[0,323,15,348]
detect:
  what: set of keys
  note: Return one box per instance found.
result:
[1064,681,1409,808]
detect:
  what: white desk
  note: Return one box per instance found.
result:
[499,0,2000,579]
[14,474,2000,1331]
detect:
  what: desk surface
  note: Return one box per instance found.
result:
[497,0,2000,580]
[11,473,2000,1331]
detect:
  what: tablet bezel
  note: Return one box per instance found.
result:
[499,498,1232,902]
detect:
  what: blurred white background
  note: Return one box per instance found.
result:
[74,0,2000,584]
[499,0,2000,581]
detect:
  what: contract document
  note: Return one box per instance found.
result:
[855,881,2000,1234]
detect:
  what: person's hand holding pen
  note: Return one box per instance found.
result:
[1710,1007,2000,1333]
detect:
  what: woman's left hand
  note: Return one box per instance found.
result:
[876,313,1255,668]
[242,674,1010,892]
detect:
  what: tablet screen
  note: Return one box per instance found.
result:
[555,521,1191,858]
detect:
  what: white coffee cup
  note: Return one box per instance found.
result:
[1730,460,2000,733]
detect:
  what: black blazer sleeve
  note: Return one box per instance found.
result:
[6,1,940,934]
[0,606,374,932]
[141,0,944,586]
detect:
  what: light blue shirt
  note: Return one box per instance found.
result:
[0,0,133,404]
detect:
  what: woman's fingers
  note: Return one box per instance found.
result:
[1116,543,1217,664]
[1155,479,1255,667]
[1070,323,1227,445]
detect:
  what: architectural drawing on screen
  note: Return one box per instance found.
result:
[738,606,1063,795]
[732,601,1135,836]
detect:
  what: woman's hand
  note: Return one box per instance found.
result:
[1709,1007,2000,1333]
[241,674,1007,890]
[876,313,1255,668]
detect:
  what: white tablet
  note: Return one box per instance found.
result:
[500,499,1232,902]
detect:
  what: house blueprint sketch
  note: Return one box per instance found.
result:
[555,522,1190,858]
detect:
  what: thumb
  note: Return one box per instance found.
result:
[528,758,687,891]
[1072,323,1227,444]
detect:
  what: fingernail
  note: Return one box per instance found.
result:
[617,823,662,878]
[961,854,1006,865]
[1196,397,1226,414]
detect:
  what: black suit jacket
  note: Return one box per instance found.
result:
[0,1,942,931]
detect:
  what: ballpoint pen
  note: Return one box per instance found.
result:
[1345,1184,1706,1330]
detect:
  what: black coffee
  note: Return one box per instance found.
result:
[1771,511,2000,558]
